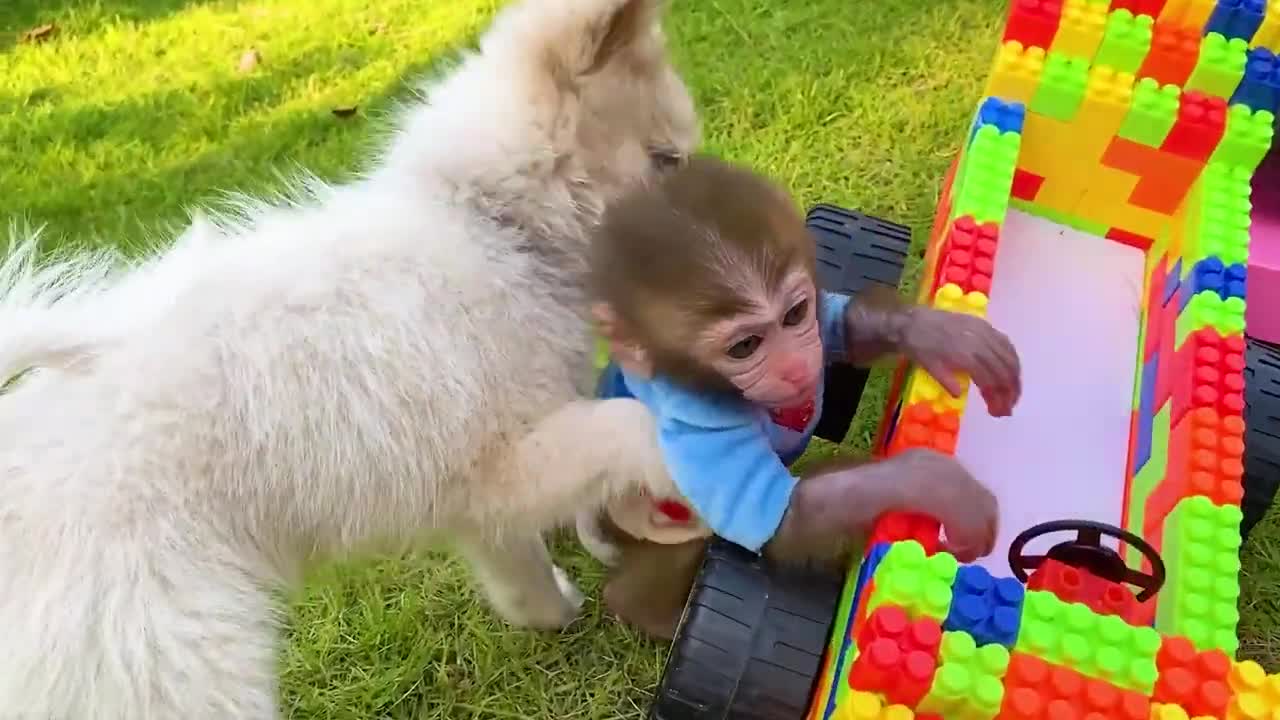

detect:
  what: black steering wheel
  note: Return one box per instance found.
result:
[1007,519,1166,602]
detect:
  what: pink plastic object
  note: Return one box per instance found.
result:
[1249,150,1280,345]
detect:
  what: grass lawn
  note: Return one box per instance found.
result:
[3,0,1280,717]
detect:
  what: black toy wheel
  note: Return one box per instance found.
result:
[648,539,843,720]
[1007,519,1166,602]
[806,204,912,444]
[1243,337,1280,540]
[648,205,910,720]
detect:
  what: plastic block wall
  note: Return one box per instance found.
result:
[808,1,1277,718]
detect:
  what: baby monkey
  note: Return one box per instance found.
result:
[582,154,1021,639]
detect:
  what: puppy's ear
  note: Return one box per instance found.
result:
[487,0,665,83]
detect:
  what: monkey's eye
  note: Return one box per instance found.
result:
[727,335,763,360]
[782,299,809,327]
[649,149,684,172]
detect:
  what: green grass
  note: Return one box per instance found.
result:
[3,0,1279,717]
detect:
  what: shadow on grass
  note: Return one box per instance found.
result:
[2,0,211,53]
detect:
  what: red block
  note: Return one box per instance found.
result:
[1012,168,1046,201]
[848,606,942,707]
[1112,0,1168,15]
[1153,636,1232,718]
[1143,256,1168,359]
[1153,292,1180,409]
[1161,91,1227,162]
[868,511,942,555]
[1003,0,1065,49]
[998,654,1150,720]
[1169,328,1247,428]
[1137,21,1200,86]
[1026,558,1144,626]
[931,216,1000,296]
[1108,227,1156,252]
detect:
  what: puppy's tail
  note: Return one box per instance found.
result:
[0,227,122,383]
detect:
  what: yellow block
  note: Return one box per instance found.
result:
[903,364,970,414]
[985,41,1046,105]
[1032,176,1088,216]
[1151,703,1220,720]
[833,691,915,720]
[931,283,989,317]
[1160,0,1216,26]
[1018,111,1077,178]
[1077,166,1172,239]
[1077,66,1136,152]
[1256,0,1280,52]
[1227,660,1280,720]
[1053,0,1108,59]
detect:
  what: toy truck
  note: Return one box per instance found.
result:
[646,2,1280,718]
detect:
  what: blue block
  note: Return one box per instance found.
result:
[970,97,1026,143]
[943,564,1024,647]
[1206,0,1267,41]
[1135,351,1159,474]
[1162,258,1183,308]
[1225,263,1247,300]
[1230,48,1280,114]
[1189,257,1249,301]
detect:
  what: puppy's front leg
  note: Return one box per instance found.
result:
[455,530,585,630]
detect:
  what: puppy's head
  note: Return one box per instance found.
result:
[480,0,700,203]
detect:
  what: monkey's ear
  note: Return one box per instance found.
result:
[484,0,664,83]
[593,302,654,377]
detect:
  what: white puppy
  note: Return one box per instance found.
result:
[0,0,698,716]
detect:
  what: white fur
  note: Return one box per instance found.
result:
[0,0,698,716]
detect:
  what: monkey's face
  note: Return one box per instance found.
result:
[696,269,824,410]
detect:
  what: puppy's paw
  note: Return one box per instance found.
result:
[575,511,622,566]
[491,566,583,631]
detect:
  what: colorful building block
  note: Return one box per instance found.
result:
[943,565,1025,648]
[987,41,1049,104]
[1161,91,1228,161]
[1209,103,1275,171]
[1031,51,1092,120]
[1169,329,1247,422]
[1204,0,1268,42]
[834,691,917,720]
[999,653,1151,720]
[865,541,959,623]
[1152,635,1232,718]
[1015,590,1162,693]
[1025,557,1146,625]
[932,216,1000,295]
[931,283,990,318]
[1227,660,1280,720]
[1175,290,1247,346]
[1052,0,1110,58]
[1139,21,1204,85]
[1180,162,1253,269]
[951,125,1022,224]
[916,632,1009,720]
[1004,0,1067,50]
[1155,495,1243,655]
[1095,9,1156,74]
[1256,0,1280,50]
[1161,0,1222,28]
[1078,66,1139,146]
[885,403,960,457]
[849,605,943,706]
[1185,257,1248,301]
[902,364,969,413]
[975,97,1029,134]
[1119,77,1183,145]
[1185,32,1249,98]
[1230,47,1280,115]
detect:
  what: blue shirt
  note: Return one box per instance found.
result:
[596,290,853,552]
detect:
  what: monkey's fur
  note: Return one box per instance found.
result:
[0,0,700,717]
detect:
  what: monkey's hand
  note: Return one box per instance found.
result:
[898,307,1021,417]
[767,449,998,565]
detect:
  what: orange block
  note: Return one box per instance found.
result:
[1144,406,1245,534]
[887,403,961,456]
[1154,636,1233,719]
[1101,136,1204,215]
[1137,21,1200,86]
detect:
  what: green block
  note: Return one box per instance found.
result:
[1016,590,1161,693]
[1184,163,1252,270]
[1118,77,1180,146]
[950,125,1020,225]
[1126,403,1171,567]
[1093,9,1154,75]
[1176,290,1247,347]
[1185,33,1249,99]
[865,540,958,621]
[1155,495,1242,656]
[1030,52,1090,121]
[917,632,1009,720]
[1209,104,1276,172]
